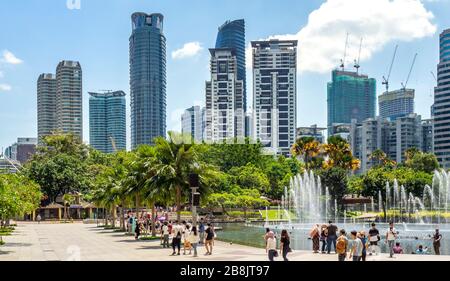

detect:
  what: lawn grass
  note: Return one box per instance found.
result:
[260,209,297,220]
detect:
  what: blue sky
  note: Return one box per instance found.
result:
[0,0,450,150]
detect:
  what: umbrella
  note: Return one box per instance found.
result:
[158,217,166,221]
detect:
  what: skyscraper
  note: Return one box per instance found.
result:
[4,138,37,164]
[130,12,167,148]
[252,40,298,156]
[215,19,247,117]
[37,73,57,143]
[205,48,245,142]
[434,28,450,168]
[327,70,376,134]
[89,91,126,153]
[378,89,415,121]
[181,105,205,143]
[56,60,83,139]
[350,114,432,173]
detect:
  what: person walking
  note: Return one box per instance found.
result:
[433,228,442,255]
[266,234,278,261]
[326,221,338,254]
[320,225,328,254]
[310,224,320,253]
[171,221,182,256]
[189,226,200,257]
[368,223,380,255]
[280,229,291,261]
[359,231,368,261]
[135,220,142,240]
[349,230,363,261]
[336,229,348,261]
[386,222,398,258]
[161,221,170,248]
[183,224,192,255]
[205,223,215,255]
[36,214,42,224]
[198,218,206,245]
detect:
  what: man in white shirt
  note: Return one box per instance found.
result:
[385,222,398,258]
[161,221,170,248]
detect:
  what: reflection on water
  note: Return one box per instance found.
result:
[216,223,450,255]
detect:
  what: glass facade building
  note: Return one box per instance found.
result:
[434,28,450,168]
[130,13,166,148]
[205,48,245,142]
[252,40,298,156]
[89,91,126,153]
[378,89,415,121]
[55,61,83,140]
[215,19,247,133]
[327,70,376,134]
[37,73,57,143]
[181,105,205,143]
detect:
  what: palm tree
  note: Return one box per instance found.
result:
[291,137,321,169]
[369,149,396,167]
[148,132,215,222]
[322,136,360,171]
[91,172,122,228]
[123,146,156,223]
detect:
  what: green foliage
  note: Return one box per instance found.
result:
[197,139,268,172]
[229,164,270,193]
[317,167,348,208]
[405,152,439,174]
[24,134,95,202]
[203,189,269,218]
[347,175,364,195]
[0,173,41,222]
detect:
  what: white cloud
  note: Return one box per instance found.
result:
[171,42,203,60]
[0,71,3,78]
[248,0,436,74]
[1,50,23,65]
[0,84,12,91]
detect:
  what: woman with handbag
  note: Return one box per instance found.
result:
[280,229,291,261]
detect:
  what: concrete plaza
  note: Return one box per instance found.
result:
[1,222,449,261]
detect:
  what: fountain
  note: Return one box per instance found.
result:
[224,170,450,256]
[285,171,330,223]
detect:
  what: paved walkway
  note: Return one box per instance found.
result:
[1,222,449,261]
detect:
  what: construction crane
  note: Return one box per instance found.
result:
[354,37,363,74]
[431,71,437,83]
[431,71,437,97]
[401,53,418,91]
[382,44,398,93]
[340,32,350,71]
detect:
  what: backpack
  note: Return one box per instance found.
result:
[336,237,347,254]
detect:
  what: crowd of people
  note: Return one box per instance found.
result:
[307,221,443,261]
[263,220,444,261]
[122,211,444,261]
[125,212,216,258]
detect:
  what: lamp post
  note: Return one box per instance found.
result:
[189,173,200,226]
